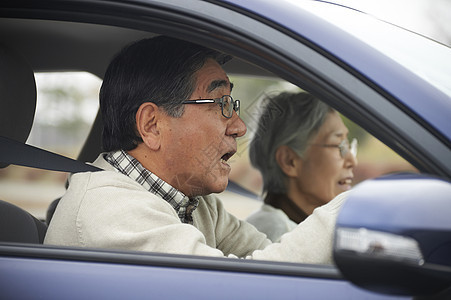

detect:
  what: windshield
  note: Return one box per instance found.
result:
[292,0,451,97]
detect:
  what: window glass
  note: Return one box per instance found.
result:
[29,72,100,156]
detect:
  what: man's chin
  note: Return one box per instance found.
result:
[180,170,229,196]
[200,178,229,196]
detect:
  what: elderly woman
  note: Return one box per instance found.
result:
[246,92,358,242]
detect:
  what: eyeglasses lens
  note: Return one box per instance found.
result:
[219,96,232,118]
[223,96,232,117]
[339,140,348,158]
[350,138,358,157]
[339,138,358,158]
[220,96,240,118]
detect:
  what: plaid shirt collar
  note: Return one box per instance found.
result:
[104,150,199,224]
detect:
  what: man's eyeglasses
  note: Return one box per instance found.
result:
[182,95,240,119]
[309,138,358,159]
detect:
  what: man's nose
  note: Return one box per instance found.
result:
[227,111,247,138]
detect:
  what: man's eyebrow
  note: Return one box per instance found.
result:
[207,80,233,93]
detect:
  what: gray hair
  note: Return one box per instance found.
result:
[249,92,333,195]
[101,36,231,152]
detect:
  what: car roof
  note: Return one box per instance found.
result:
[0,17,273,78]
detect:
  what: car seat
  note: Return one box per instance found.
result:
[0,43,48,243]
[0,200,47,243]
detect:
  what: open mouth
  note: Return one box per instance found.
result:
[220,151,235,165]
[338,178,353,186]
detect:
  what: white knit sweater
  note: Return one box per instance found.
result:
[44,154,347,264]
[246,204,298,242]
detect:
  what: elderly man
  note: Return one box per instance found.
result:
[44,36,347,263]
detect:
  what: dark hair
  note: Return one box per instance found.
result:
[100,36,231,151]
[249,92,333,194]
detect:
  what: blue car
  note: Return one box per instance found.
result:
[0,0,450,299]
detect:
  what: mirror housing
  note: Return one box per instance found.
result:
[333,173,451,297]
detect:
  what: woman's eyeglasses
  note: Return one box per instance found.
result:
[309,138,358,158]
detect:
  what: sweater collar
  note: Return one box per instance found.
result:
[264,193,308,224]
[104,150,199,224]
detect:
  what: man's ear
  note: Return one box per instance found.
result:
[275,145,301,177]
[135,102,161,151]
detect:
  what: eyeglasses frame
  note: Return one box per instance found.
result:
[181,95,240,119]
[309,138,358,158]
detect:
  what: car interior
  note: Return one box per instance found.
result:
[0,17,416,247]
[0,18,275,245]
[0,42,47,243]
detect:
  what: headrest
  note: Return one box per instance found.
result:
[0,44,37,168]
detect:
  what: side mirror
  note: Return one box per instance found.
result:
[333,173,451,297]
